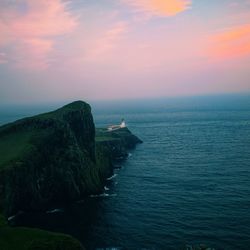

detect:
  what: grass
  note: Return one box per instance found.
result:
[0,226,83,250]
[0,101,94,249]
[0,130,35,169]
[95,136,119,142]
[95,127,130,142]
[0,214,7,227]
[0,213,84,250]
[34,100,90,121]
[95,129,121,142]
[0,101,91,170]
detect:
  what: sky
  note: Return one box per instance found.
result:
[0,0,250,104]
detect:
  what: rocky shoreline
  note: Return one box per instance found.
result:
[0,101,142,250]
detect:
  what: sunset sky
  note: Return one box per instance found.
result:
[0,0,250,104]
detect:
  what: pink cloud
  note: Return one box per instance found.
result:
[122,0,192,17]
[0,52,8,64]
[208,23,250,60]
[13,39,54,70]
[0,0,77,70]
[83,22,128,62]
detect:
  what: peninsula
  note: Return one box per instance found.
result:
[0,101,142,250]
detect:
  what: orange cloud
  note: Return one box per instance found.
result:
[209,24,250,59]
[123,0,192,17]
[0,0,77,70]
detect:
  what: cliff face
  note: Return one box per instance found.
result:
[0,101,141,217]
[96,127,143,160]
[0,101,106,217]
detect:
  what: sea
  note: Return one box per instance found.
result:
[0,94,250,250]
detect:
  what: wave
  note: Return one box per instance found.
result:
[46,208,64,214]
[90,193,117,198]
[106,173,117,180]
[7,211,23,222]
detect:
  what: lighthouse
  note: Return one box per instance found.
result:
[120,119,126,128]
[107,119,126,131]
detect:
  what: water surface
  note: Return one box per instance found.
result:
[1,96,250,250]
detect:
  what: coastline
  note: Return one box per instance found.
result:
[0,101,142,250]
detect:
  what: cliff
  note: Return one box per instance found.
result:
[0,101,98,217]
[96,127,142,160]
[0,101,141,217]
[0,100,142,250]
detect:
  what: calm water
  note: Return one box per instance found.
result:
[1,96,250,250]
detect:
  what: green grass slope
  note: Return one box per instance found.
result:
[0,227,84,250]
[0,214,84,250]
[0,101,103,216]
[0,130,36,169]
[0,101,141,250]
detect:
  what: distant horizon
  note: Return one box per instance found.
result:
[1,91,250,107]
[0,92,250,127]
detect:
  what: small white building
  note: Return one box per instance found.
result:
[108,119,126,131]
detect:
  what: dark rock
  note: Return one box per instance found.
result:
[0,101,141,250]
[96,127,142,161]
[0,101,141,217]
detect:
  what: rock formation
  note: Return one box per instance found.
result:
[0,100,142,250]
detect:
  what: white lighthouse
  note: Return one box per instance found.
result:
[107,119,126,131]
[120,119,126,128]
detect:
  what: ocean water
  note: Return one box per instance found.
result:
[1,95,250,250]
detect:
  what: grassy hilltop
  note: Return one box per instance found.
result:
[0,101,109,216]
[0,101,141,250]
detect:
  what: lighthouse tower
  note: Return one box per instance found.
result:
[120,119,126,128]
